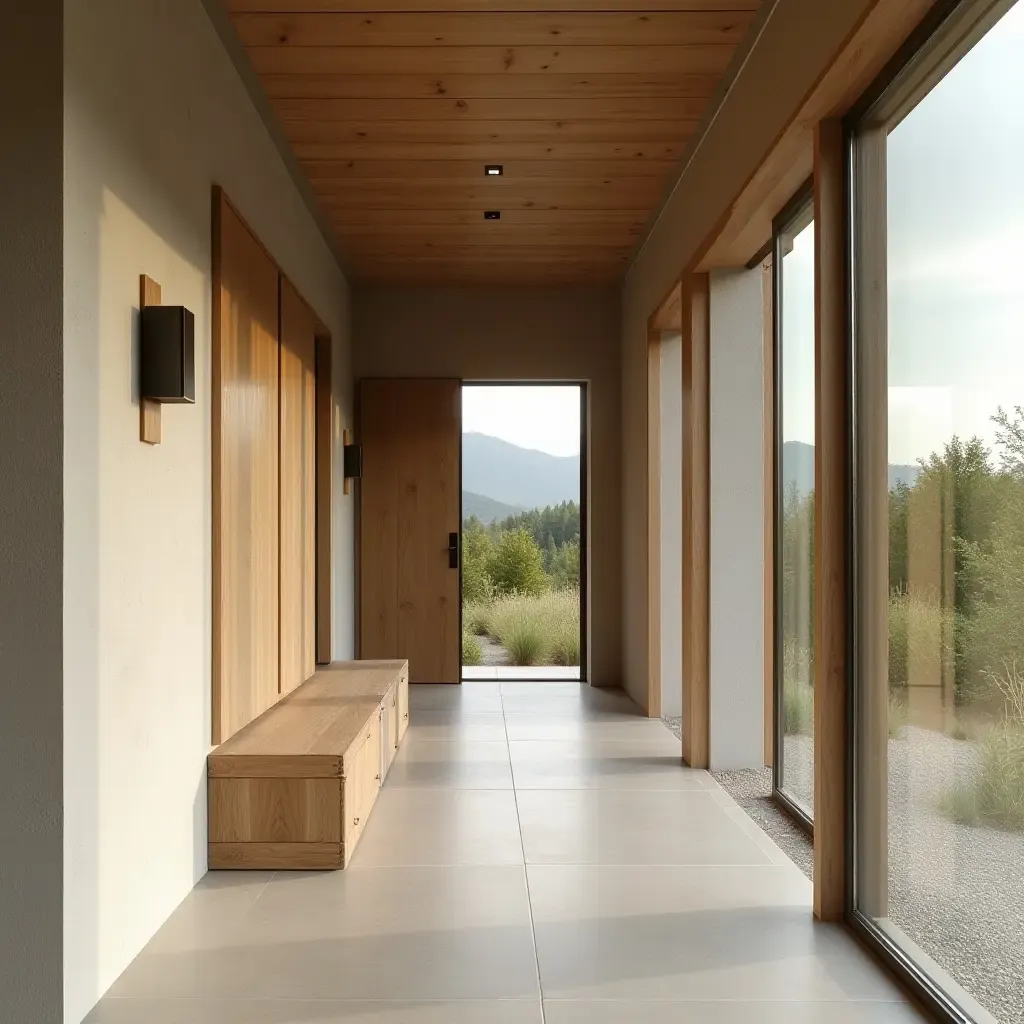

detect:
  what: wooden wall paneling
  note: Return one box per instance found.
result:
[647,330,663,720]
[280,277,318,694]
[359,379,461,683]
[212,189,282,744]
[681,273,710,768]
[762,256,774,767]
[140,275,162,445]
[316,333,333,666]
[812,120,848,922]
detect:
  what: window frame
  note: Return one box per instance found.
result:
[844,2,1021,1021]
[771,180,816,834]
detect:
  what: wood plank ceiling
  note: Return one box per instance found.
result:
[226,1,763,284]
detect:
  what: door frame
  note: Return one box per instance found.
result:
[460,380,589,684]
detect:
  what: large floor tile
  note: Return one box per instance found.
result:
[517,790,771,865]
[543,1001,925,1023]
[500,690,642,718]
[503,715,676,743]
[510,740,702,791]
[410,683,503,712]
[528,865,904,1001]
[89,999,544,1023]
[385,739,513,789]
[405,710,508,742]
[351,789,524,867]
[111,867,540,1001]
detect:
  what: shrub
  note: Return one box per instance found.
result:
[551,539,581,591]
[887,589,955,690]
[487,529,548,597]
[782,640,813,736]
[503,617,549,666]
[462,523,495,604]
[462,630,483,666]
[939,722,1024,831]
[464,601,493,637]
[479,588,581,667]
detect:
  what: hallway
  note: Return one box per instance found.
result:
[89,683,923,1023]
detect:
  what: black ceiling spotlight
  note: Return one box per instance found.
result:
[484,210,501,220]
[484,164,504,176]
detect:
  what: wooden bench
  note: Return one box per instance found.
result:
[208,659,409,869]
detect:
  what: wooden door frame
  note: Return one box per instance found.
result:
[459,379,590,684]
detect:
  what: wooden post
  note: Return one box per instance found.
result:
[682,273,710,769]
[140,275,162,445]
[647,329,663,720]
[813,119,849,921]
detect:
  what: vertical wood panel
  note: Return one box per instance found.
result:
[682,273,710,768]
[280,278,318,694]
[213,190,281,744]
[813,119,848,922]
[316,334,334,665]
[359,378,461,683]
[139,275,162,445]
[647,331,663,719]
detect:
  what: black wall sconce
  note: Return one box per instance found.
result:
[343,429,362,495]
[141,305,196,404]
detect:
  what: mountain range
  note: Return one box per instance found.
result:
[462,432,580,520]
[783,440,919,496]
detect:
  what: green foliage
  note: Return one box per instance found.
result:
[462,518,495,604]
[940,722,1024,831]
[462,630,483,666]
[551,539,581,591]
[887,589,956,690]
[502,617,550,666]
[487,529,548,597]
[464,601,493,637]
[780,485,815,653]
[472,589,581,667]
[497,500,581,553]
[782,640,813,736]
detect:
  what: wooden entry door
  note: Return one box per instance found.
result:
[359,378,461,683]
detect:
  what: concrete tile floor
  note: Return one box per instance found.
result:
[88,682,927,1023]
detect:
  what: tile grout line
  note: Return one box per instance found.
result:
[502,690,547,1024]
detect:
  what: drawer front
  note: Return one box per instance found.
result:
[387,690,399,771]
[343,714,383,847]
[209,777,342,843]
[397,666,409,742]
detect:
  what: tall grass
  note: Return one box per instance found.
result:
[462,630,483,667]
[782,640,814,736]
[465,588,580,667]
[940,722,1024,831]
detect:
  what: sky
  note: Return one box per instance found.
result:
[462,384,582,457]
[782,0,1024,466]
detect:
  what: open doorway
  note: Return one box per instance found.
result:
[460,383,586,681]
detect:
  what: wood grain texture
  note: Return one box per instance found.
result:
[225,2,763,282]
[209,842,344,869]
[280,278,318,696]
[212,190,282,745]
[209,659,408,777]
[139,275,162,445]
[209,777,342,843]
[681,273,710,769]
[228,0,762,11]
[316,334,334,665]
[646,330,663,720]
[813,120,848,923]
[359,379,461,683]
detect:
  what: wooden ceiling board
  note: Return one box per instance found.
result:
[227,2,763,283]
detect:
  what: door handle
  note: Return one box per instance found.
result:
[448,531,460,570]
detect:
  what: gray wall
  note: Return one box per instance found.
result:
[0,4,64,1021]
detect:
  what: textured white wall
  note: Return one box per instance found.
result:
[62,2,353,1020]
[658,332,684,719]
[708,268,765,770]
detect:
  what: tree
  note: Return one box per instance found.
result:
[461,517,494,603]
[487,529,548,597]
[551,539,581,590]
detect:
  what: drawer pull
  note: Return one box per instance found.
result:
[353,816,360,825]
[375,773,381,781]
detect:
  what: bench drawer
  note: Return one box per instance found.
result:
[209,777,342,843]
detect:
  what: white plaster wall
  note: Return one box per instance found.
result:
[708,268,765,770]
[62,2,353,1019]
[658,332,684,719]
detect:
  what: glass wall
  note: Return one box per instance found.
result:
[852,2,1024,1020]
[775,202,816,820]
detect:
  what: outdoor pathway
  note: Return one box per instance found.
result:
[87,682,924,1023]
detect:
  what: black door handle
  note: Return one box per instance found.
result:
[448,532,460,570]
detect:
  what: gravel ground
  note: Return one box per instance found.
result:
[477,635,508,666]
[664,716,1024,1022]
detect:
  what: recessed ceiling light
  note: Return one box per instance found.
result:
[485,164,504,176]
[484,210,501,220]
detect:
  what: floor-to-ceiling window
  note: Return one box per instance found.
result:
[774,194,816,823]
[851,3,1024,1020]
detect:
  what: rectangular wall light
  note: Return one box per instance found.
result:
[485,164,504,176]
[484,210,501,220]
